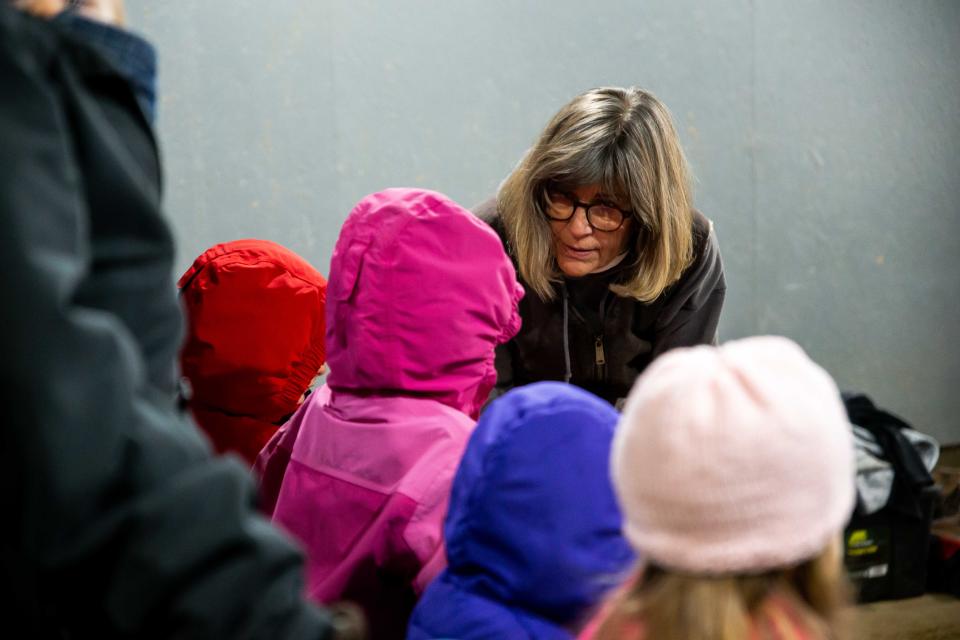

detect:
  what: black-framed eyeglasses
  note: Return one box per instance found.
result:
[543,188,631,232]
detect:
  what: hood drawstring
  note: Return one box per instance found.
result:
[562,284,572,384]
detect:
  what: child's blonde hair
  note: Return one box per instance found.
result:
[595,540,850,640]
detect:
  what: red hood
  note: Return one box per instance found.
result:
[179,240,327,445]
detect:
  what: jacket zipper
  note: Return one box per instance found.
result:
[595,335,606,380]
[594,289,611,381]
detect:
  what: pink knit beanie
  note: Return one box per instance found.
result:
[611,336,855,574]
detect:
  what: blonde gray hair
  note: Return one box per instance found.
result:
[497,87,694,302]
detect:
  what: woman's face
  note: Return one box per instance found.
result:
[548,184,632,278]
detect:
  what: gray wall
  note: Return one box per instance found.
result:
[129,1,960,444]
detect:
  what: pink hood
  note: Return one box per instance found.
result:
[325,188,523,418]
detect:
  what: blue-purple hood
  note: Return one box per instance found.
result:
[409,382,635,639]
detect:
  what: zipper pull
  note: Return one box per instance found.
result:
[595,336,606,366]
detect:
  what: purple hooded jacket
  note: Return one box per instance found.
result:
[255,189,523,638]
[407,382,635,639]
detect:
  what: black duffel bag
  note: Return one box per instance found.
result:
[842,392,938,603]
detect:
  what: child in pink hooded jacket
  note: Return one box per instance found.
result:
[255,188,523,639]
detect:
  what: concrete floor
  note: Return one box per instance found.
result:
[852,594,960,640]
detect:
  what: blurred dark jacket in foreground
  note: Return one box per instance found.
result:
[0,6,334,638]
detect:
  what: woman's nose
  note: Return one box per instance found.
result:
[567,206,594,236]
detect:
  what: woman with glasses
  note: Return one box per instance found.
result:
[476,86,726,408]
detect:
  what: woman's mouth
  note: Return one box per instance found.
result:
[561,244,597,261]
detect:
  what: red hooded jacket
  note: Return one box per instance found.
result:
[179,239,327,464]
